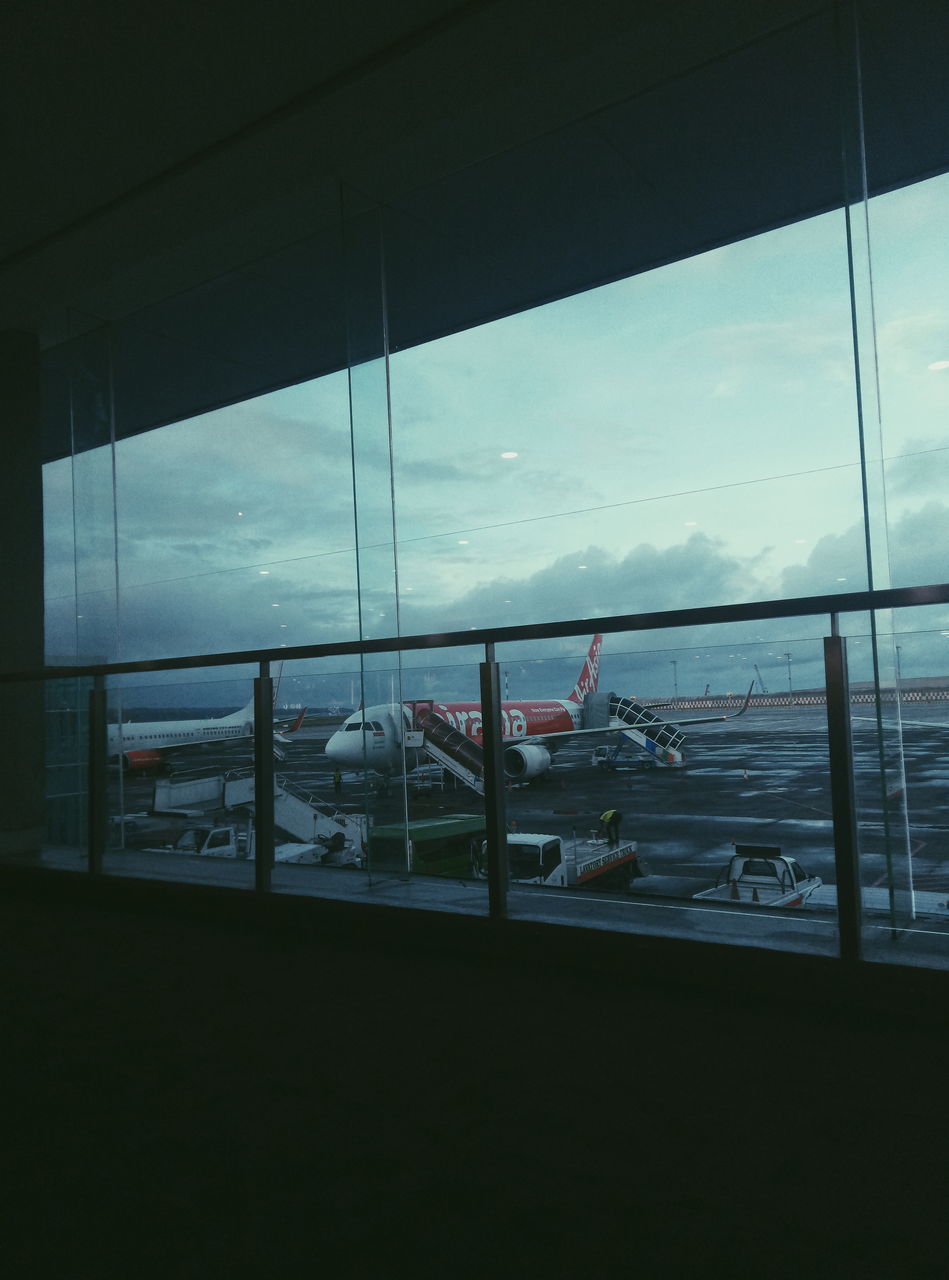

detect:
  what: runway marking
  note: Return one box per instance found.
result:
[864,922,949,938]
[529,890,837,927]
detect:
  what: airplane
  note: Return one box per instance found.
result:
[325,634,753,784]
[109,700,307,771]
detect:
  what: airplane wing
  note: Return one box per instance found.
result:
[503,683,754,743]
[652,682,754,726]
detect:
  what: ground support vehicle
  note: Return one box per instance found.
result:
[476,831,645,891]
[367,814,486,876]
[692,845,821,906]
[144,823,359,866]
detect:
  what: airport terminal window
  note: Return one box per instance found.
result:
[43,175,949,667]
[32,23,949,970]
[385,206,864,636]
[492,626,841,957]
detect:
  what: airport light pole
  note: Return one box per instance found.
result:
[670,659,678,702]
[782,652,793,705]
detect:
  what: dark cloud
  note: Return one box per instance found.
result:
[399,533,755,636]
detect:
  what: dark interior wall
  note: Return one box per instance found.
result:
[34,1,949,460]
[3,869,947,1274]
[0,332,44,852]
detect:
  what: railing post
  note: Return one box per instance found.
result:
[824,633,862,962]
[480,647,508,920]
[254,664,274,893]
[88,675,107,875]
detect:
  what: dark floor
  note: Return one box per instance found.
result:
[2,872,948,1278]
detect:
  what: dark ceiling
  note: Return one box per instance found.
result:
[6,1,947,458]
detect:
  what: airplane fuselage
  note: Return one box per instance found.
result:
[108,718,252,756]
[325,697,584,776]
[324,633,750,782]
[421,698,582,743]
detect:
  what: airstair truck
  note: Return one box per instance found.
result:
[145,823,355,865]
[692,845,821,907]
[476,831,645,891]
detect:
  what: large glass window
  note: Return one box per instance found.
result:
[387,210,865,635]
[486,627,838,956]
[271,645,491,915]
[845,605,949,968]
[99,668,260,891]
[31,4,949,972]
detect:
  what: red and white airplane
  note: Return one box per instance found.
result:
[109,700,307,771]
[325,635,751,782]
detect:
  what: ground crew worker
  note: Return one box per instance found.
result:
[333,768,342,798]
[599,808,622,847]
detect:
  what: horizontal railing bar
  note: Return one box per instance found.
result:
[3,582,948,685]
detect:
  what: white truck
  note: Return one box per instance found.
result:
[477,831,645,891]
[143,823,361,866]
[693,846,821,907]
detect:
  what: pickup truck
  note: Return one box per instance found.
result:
[477,831,645,891]
[693,845,821,907]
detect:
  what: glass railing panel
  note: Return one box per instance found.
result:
[270,646,490,915]
[492,625,838,955]
[845,606,949,969]
[101,667,259,890]
[41,672,89,872]
[0,677,60,870]
[254,653,370,898]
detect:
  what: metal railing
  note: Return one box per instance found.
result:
[5,580,949,965]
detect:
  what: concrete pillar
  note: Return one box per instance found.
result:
[0,331,45,855]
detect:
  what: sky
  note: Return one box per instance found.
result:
[43,171,949,706]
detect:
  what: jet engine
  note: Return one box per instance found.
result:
[503,742,552,781]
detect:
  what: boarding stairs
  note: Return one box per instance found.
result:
[608,695,685,766]
[408,705,484,794]
[582,691,686,766]
[153,770,366,851]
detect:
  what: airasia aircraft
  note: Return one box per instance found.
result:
[325,635,751,782]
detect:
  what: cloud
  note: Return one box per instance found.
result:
[398,533,756,637]
[778,499,949,599]
[883,441,949,501]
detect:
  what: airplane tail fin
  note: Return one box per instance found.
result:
[286,706,307,733]
[567,634,602,703]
